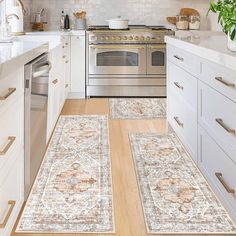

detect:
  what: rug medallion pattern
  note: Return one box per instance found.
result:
[16,115,114,233]
[130,133,236,233]
[110,98,166,119]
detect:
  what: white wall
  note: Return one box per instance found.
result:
[22,0,212,31]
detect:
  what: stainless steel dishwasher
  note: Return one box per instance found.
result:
[24,53,51,198]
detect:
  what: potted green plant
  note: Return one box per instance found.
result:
[208,0,236,51]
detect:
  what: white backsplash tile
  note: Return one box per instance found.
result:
[22,0,211,31]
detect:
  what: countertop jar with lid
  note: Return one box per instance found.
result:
[189,15,200,30]
[176,15,189,30]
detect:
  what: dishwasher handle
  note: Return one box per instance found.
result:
[33,61,52,78]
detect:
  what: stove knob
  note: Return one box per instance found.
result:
[140,36,145,41]
[105,36,110,41]
[101,36,105,40]
[118,36,122,40]
[146,36,151,41]
[129,36,133,40]
[123,36,128,40]
[134,36,139,40]
[111,36,116,41]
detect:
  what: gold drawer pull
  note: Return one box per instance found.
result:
[0,136,16,156]
[215,172,235,194]
[173,55,184,61]
[52,79,58,84]
[174,116,184,127]
[215,77,235,88]
[215,118,236,136]
[174,82,184,90]
[0,88,16,101]
[0,200,16,228]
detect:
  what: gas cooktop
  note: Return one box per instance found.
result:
[87,25,172,31]
[88,25,174,44]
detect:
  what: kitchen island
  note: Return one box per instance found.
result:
[165,31,236,222]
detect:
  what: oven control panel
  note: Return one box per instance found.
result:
[88,30,174,44]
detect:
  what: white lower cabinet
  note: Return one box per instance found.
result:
[0,148,24,236]
[168,91,198,163]
[0,69,24,236]
[198,126,236,220]
[70,34,86,98]
[167,43,236,222]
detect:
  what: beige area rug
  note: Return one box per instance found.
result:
[16,115,115,233]
[110,98,166,119]
[129,133,236,234]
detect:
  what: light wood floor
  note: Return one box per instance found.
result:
[12,99,227,236]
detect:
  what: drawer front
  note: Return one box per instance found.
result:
[198,126,236,222]
[167,45,201,77]
[0,150,24,236]
[168,91,198,163]
[0,96,24,170]
[0,67,24,113]
[200,59,236,102]
[168,61,197,110]
[199,81,236,162]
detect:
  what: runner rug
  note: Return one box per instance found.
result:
[110,98,166,119]
[129,132,236,234]
[16,115,115,233]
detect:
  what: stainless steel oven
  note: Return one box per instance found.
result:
[89,44,146,75]
[86,26,174,97]
[147,44,166,75]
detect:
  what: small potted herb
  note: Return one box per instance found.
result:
[208,0,236,51]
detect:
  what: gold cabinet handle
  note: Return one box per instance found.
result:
[215,118,236,136]
[52,79,58,84]
[65,60,69,64]
[0,88,16,101]
[174,82,184,90]
[0,200,16,228]
[62,55,66,59]
[215,172,235,194]
[215,77,235,88]
[174,116,184,127]
[173,55,184,61]
[0,136,16,156]
[65,84,69,88]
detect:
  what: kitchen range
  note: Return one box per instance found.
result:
[86,25,174,97]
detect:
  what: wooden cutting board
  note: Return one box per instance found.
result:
[167,8,200,25]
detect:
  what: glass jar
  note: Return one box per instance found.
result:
[176,15,189,30]
[189,15,200,30]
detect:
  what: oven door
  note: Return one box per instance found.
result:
[89,44,146,75]
[147,45,166,75]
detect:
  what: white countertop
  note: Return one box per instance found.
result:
[0,41,48,77]
[165,31,236,71]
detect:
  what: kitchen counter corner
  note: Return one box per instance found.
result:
[0,41,48,78]
[165,31,236,71]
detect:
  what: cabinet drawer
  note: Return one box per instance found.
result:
[168,91,198,163]
[167,45,201,77]
[200,59,236,102]
[199,81,236,162]
[198,126,236,221]
[0,97,24,170]
[0,67,24,113]
[168,61,197,110]
[0,150,24,236]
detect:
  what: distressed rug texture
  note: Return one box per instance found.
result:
[110,98,166,119]
[16,115,115,233]
[129,132,236,234]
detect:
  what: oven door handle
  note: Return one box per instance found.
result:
[90,45,146,50]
